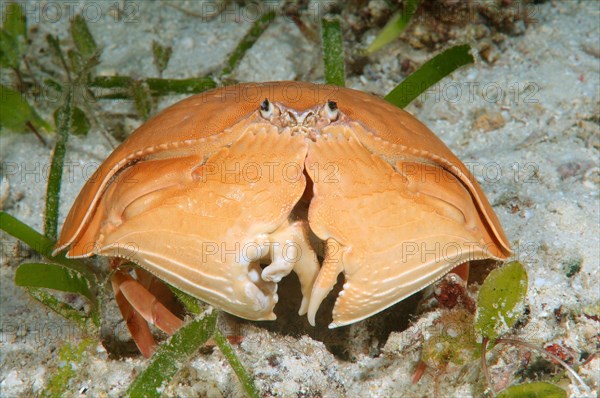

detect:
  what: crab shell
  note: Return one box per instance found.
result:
[55,81,511,328]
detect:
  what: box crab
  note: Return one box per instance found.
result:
[54,81,511,356]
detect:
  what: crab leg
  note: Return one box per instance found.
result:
[112,270,184,336]
[134,268,183,316]
[111,271,157,357]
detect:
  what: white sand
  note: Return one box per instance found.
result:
[1,1,598,397]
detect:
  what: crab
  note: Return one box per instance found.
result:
[54,81,512,357]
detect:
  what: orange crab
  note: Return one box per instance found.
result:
[54,81,511,357]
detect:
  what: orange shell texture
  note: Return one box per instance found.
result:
[55,81,511,328]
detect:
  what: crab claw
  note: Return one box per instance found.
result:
[306,239,345,326]
[305,132,510,329]
[257,220,320,316]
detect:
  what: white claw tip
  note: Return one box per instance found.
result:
[298,297,309,316]
[307,312,316,327]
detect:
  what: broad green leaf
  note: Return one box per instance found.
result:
[321,17,345,87]
[46,34,70,77]
[46,34,62,60]
[385,44,474,108]
[67,48,83,74]
[0,83,33,131]
[2,214,99,330]
[0,212,96,280]
[70,106,90,135]
[366,0,420,53]
[496,382,567,398]
[0,84,51,133]
[0,29,19,68]
[3,2,27,41]
[70,15,97,59]
[53,106,90,136]
[152,40,172,75]
[15,262,95,303]
[126,310,218,398]
[0,3,27,68]
[475,261,528,340]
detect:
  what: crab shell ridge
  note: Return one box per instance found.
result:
[55,81,511,328]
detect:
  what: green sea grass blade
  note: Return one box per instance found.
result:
[0,211,96,280]
[15,262,95,304]
[321,17,345,87]
[91,75,216,96]
[385,44,474,108]
[214,329,260,398]
[44,87,73,241]
[126,311,218,398]
[366,0,420,53]
[70,15,97,59]
[27,288,98,329]
[220,10,276,77]
[167,288,260,397]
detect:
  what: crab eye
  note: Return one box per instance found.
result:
[325,100,339,121]
[260,98,273,118]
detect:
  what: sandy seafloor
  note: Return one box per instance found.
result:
[0,0,599,397]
